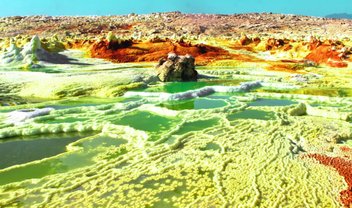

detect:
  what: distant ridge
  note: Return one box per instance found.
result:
[326,13,352,19]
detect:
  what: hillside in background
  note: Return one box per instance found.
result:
[326,13,352,19]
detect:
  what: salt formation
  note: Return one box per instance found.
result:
[6,107,54,125]
[155,53,198,82]
[0,35,42,67]
[0,43,22,64]
[0,35,66,68]
[0,93,350,207]
[124,81,262,101]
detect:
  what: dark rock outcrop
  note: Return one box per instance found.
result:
[155,53,198,82]
[239,34,252,46]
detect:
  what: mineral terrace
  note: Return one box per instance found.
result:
[0,12,352,208]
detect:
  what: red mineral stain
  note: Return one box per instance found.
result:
[266,63,306,73]
[306,40,348,68]
[89,39,233,65]
[341,146,352,153]
[340,146,352,160]
[307,153,352,207]
[66,39,95,49]
[265,38,286,50]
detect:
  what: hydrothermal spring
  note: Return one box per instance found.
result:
[0,63,352,207]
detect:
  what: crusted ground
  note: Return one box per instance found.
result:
[0,12,352,208]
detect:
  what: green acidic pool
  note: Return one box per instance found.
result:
[113,111,176,132]
[0,134,127,185]
[0,150,96,185]
[249,98,297,107]
[35,116,89,124]
[149,81,211,93]
[112,110,181,141]
[160,98,227,110]
[78,135,127,148]
[227,109,276,121]
[142,79,244,93]
[0,132,93,169]
[175,118,219,135]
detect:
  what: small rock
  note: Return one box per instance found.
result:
[288,103,307,116]
[155,53,198,82]
[239,33,252,46]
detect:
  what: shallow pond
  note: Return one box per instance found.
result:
[227,109,276,121]
[0,132,93,169]
[175,118,220,135]
[143,79,244,93]
[160,98,227,110]
[0,134,127,185]
[249,98,297,107]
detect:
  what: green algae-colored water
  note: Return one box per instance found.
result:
[113,110,180,141]
[113,111,175,132]
[160,98,228,110]
[0,77,351,207]
[174,118,220,135]
[0,132,92,169]
[78,135,127,148]
[0,150,96,185]
[145,81,211,93]
[194,98,228,109]
[143,79,244,93]
[227,109,276,121]
[249,98,297,107]
[0,134,128,185]
[36,116,89,124]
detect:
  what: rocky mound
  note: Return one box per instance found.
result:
[155,53,198,82]
[305,37,351,68]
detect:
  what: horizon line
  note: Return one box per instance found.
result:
[0,11,333,18]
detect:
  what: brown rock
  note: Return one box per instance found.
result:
[252,36,261,44]
[239,34,252,46]
[265,38,285,50]
[155,52,198,82]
